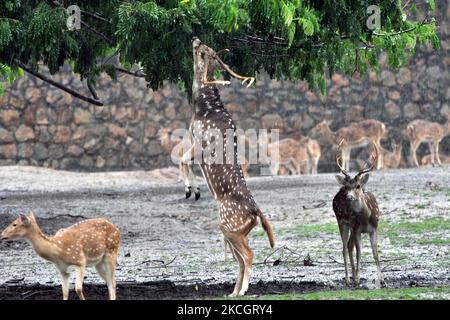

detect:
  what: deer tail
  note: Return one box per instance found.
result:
[257,210,275,249]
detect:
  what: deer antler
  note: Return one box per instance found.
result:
[356,142,378,177]
[336,139,350,178]
[213,54,255,87]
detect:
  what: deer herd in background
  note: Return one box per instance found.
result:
[159,113,450,176]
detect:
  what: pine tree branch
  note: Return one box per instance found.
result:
[80,9,112,24]
[115,67,147,78]
[372,18,432,37]
[80,21,114,45]
[17,62,104,106]
[87,81,99,100]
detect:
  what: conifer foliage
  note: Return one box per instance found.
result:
[0,0,440,103]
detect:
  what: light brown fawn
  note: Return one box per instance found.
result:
[299,136,321,174]
[268,138,309,175]
[421,153,450,166]
[180,38,275,296]
[333,140,383,288]
[381,142,403,169]
[311,119,386,171]
[1,213,121,300]
[268,136,321,175]
[406,115,450,167]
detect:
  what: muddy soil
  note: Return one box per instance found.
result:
[0,166,449,300]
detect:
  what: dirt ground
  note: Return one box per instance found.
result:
[0,165,448,300]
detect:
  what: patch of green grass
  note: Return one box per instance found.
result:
[294,222,338,236]
[380,217,450,234]
[379,217,450,245]
[414,203,428,209]
[226,287,450,300]
[417,238,450,245]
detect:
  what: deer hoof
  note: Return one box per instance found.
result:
[185,186,192,199]
[194,189,200,201]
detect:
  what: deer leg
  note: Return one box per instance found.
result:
[75,266,86,300]
[311,156,319,175]
[286,159,298,175]
[375,142,383,170]
[343,149,351,172]
[60,271,70,300]
[224,238,228,261]
[226,236,245,297]
[410,141,420,167]
[354,232,362,285]
[181,145,200,200]
[238,237,253,296]
[434,142,442,166]
[429,142,435,166]
[347,233,357,284]
[369,231,383,288]
[105,253,118,300]
[339,224,351,285]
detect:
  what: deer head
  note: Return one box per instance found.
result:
[1,212,36,240]
[192,37,254,98]
[335,140,378,211]
[310,119,333,141]
[157,128,171,144]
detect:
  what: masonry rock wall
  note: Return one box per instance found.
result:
[0,2,449,172]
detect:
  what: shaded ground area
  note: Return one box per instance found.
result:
[0,166,449,300]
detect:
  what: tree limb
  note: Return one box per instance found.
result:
[17,62,104,106]
[87,80,99,100]
[372,18,433,37]
[115,67,147,78]
[80,21,114,45]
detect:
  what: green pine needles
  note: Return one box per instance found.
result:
[0,0,440,102]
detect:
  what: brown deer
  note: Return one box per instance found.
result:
[381,142,403,169]
[405,116,450,167]
[300,136,321,174]
[311,119,386,171]
[268,138,309,175]
[333,140,383,288]
[1,213,121,300]
[180,38,275,296]
[421,153,450,166]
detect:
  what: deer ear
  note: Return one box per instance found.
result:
[335,175,346,185]
[359,173,370,186]
[29,211,36,221]
[19,215,31,226]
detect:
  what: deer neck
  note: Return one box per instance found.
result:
[395,147,402,162]
[194,86,224,114]
[321,125,338,145]
[26,225,57,261]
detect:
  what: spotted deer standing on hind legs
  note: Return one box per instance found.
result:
[333,140,383,288]
[180,38,275,296]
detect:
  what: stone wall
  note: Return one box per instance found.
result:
[0,2,449,172]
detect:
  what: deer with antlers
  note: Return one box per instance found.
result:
[333,140,383,288]
[180,38,275,296]
[405,115,450,167]
[1,213,120,300]
[311,119,386,171]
